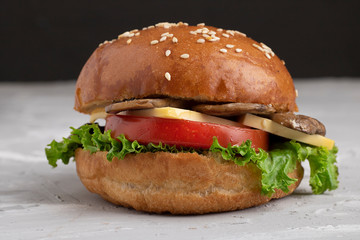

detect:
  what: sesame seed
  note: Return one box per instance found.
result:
[196,29,203,33]
[130,29,138,33]
[167,34,174,37]
[183,22,189,26]
[122,31,130,37]
[150,40,159,45]
[161,32,170,37]
[260,42,271,50]
[208,38,219,42]
[142,27,148,30]
[172,37,178,43]
[118,32,132,39]
[253,43,275,59]
[165,50,171,56]
[217,28,223,32]
[197,23,205,27]
[98,43,103,47]
[203,33,210,38]
[295,89,298,97]
[222,33,230,38]
[282,60,286,65]
[226,30,235,36]
[235,31,246,37]
[127,39,132,44]
[220,49,227,53]
[252,43,263,51]
[135,32,140,36]
[197,38,205,43]
[165,72,171,81]
[160,36,167,42]
[205,34,220,42]
[148,25,155,29]
[180,53,190,59]
[202,28,209,34]
[260,43,275,57]
[235,48,243,53]
[226,44,234,48]
[190,31,197,35]
[208,30,216,35]
[154,22,175,29]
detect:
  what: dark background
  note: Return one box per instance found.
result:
[1,0,359,82]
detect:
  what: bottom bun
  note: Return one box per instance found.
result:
[75,149,303,214]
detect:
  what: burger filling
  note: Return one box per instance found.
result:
[46,106,338,197]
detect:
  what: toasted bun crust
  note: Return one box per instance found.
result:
[75,149,303,214]
[75,23,298,114]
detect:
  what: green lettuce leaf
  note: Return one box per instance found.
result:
[45,124,339,195]
[259,141,338,195]
[45,124,196,166]
[257,147,298,196]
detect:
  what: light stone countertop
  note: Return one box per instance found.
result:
[1,78,360,239]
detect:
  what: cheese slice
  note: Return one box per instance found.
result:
[90,109,108,123]
[119,107,243,127]
[240,113,335,150]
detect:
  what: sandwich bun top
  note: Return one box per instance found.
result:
[74,22,298,114]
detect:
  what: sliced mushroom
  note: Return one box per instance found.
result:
[270,112,326,136]
[192,102,276,116]
[105,98,187,113]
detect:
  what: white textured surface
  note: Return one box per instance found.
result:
[1,79,360,239]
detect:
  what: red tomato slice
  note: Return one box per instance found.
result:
[105,115,269,151]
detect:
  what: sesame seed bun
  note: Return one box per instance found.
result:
[74,22,298,114]
[75,149,303,214]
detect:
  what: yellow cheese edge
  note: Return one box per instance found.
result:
[240,113,335,150]
[118,107,243,127]
[90,109,108,123]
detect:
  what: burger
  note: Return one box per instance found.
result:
[46,22,338,214]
